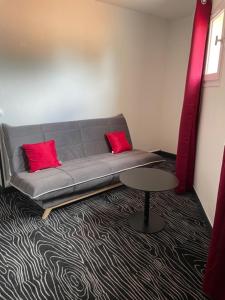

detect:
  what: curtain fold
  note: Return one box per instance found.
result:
[203,148,225,300]
[176,0,212,193]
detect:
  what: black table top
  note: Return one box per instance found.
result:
[120,168,178,192]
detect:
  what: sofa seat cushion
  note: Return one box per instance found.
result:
[100,150,160,172]
[10,151,162,201]
[11,168,75,200]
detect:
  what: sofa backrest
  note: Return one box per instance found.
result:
[2,114,132,174]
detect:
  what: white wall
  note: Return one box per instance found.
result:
[118,13,167,150]
[153,0,225,225]
[160,16,193,153]
[0,0,167,151]
[194,0,225,224]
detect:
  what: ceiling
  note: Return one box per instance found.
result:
[98,0,196,20]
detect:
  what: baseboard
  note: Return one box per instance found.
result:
[153,150,177,160]
[192,187,212,228]
[153,150,212,229]
[148,148,161,153]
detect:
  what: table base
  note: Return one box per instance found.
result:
[128,211,165,234]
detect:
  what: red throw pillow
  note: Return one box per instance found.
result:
[106,131,132,154]
[22,140,61,172]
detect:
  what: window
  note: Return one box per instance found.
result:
[204,9,225,81]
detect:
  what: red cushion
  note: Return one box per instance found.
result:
[106,131,132,154]
[22,140,61,172]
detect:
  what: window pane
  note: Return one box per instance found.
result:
[205,10,224,75]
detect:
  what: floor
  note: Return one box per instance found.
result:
[0,159,211,300]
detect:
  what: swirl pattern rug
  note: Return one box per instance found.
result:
[0,160,211,300]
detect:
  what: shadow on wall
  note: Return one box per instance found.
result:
[0,50,121,125]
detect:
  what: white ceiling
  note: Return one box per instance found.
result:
[98,0,196,20]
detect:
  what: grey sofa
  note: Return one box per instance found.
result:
[1,114,163,219]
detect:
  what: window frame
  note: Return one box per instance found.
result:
[204,2,225,84]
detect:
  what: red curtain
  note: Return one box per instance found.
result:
[176,0,212,193]
[203,148,225,300]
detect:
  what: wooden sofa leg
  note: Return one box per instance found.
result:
[42,208,52,220]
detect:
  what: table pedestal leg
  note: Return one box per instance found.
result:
[128,191,165,234]
[144,191,150,226]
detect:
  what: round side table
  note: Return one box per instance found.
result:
[120,168,178,234]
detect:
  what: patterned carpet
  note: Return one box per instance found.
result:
[0,160,211,300]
